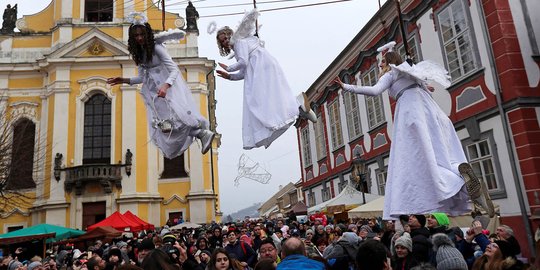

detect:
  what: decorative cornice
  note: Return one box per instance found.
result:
[0,208,30,218]
[117,194,163,204]
[162,194,188,205]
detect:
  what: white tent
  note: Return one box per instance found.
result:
[348,196,385,218]
[308,185,382,214]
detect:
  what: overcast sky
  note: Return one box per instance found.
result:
[3,0,384,215]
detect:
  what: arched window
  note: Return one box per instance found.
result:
[161,154,188,179]
[83,94,111,164]
[7,118,36,190]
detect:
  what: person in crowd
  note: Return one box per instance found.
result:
[87,256,107,270]
[392,233,418,270]
[137,238,155,265]
[315,238,328,256]
[312,225,327,247]
[195,250,211,269]
[471,240,524,270]
[408,215,431,264]
[105,248,123,270]
[259,238,280,264]
[252,225,264,251]
[355,239,392,270]
[195,237,211,254]
[462,220,491,267]
[210,227,224,250]
[325,232,360,270]
[140,249,180,270]
[107,13,214,157]
[427,213,451,236]
[432,233,467,270]
[207,248,244,270]
[496,225,522,256]
[224,230,257,267]
[277,237,324,270]
[254,258,276,270]
[381,220,396,250]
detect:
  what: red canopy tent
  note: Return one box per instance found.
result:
[123,211,155,230]
[87,211,143,232]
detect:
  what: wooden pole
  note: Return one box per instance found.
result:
[253,0,259,37]
[162,0,166,31]
[395,0,413,65]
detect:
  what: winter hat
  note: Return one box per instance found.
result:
[495,240,518,259]
[138,238,155,251]
[201,250,212,257]
[341,232,360,245]
[336,223,347,232]
[432,213,450,227]
[414,215,427,227]
[360,225,372,233]
[433,233,467,270]
[347,224,358,231]
[108,248,122,259]
[8,261,23,270]
[27,262,42,270]
[160,228,170,237]
[116,241,128,249]
[449,227,464,240]
[325,224,334,230]
[394,233,413,252]
[306,229,314,235]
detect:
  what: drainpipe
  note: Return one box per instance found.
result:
[519,0,539,55]
[206,64,217,215]
[475,0,535,255]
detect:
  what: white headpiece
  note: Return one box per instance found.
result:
[377,41,396,53]
[126,12,148,26]
[207,21,218,35]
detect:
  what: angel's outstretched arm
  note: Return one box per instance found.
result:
[341,72,393,96]
[225,40,248,73]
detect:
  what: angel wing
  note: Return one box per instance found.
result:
[154,29,186,44]
[391,60,451,88]
[230,8,260,46]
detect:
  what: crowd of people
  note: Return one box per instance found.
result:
[0,212,529,270]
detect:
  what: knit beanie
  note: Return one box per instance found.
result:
[27,262,42,270]
[495,240,518,259]
[432,213,450,227]
[394,232,413,252]
[360,225,372,233]
[414,215,427,227]
[8,261,23,270]
[432,233,467,270]
[116,241,128,249]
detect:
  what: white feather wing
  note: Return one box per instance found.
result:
[154,29,186,44]
[230,9,260,45]
[391,60,451,88]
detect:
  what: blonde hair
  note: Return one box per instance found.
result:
[216,26,234,56]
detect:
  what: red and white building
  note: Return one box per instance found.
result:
[296,0,539,257]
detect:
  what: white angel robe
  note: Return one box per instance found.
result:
[130,44,208,158]
[226,36,300,149]
[342,62,470,219]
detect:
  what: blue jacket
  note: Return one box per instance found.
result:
[277,254,325,270]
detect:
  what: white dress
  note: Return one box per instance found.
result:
[130,44,208,158]
[226,36,300,149]
[343,62,470,219]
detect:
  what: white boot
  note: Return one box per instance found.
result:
[297,92,317,123]
[196,129,215,154]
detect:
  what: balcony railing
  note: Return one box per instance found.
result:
[64,164,123,195]
[54,150,133,195]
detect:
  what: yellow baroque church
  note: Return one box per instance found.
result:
[0,0,221,233]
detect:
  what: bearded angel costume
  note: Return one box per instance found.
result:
[129,29,211,158]
[219,9,316,149]
[342,60,471,219]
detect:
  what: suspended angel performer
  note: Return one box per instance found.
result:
[334,42,495,219]
[108,12,214,158]
[214,9,317,150]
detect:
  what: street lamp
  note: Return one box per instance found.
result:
[351,154,367,204]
